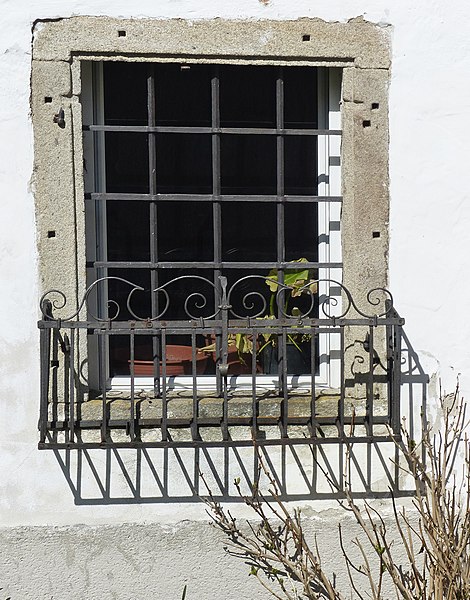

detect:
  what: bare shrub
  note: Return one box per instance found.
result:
[201,385,470,599]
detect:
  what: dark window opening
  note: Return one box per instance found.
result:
[87,62,331,377]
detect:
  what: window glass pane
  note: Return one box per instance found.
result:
[155,64,212,127]
[285,203,318,262]
[284,67,318,129]
[284,136,317,196]
[87,63,335,382]
[219,66,276,128]
[221,135,276,195]
[157,201,213,262]
[222,202,277,262]
[103,62,148,126]
[156,134,212,193]
[106,201,150,262]
[105,132,149,193]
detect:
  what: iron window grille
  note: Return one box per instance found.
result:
[38,277,404,449]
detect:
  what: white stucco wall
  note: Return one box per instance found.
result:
[0,1,469,598]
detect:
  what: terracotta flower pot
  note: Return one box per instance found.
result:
[130,345,209,376]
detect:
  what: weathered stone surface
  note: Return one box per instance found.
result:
[47,389,393,446]
[342,67,390,300]
[33,17,390,68]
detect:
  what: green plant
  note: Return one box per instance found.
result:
[260,258,318,353]
[202,384,470,600]
[236,258,318,359]
[199,259,318,367]
[265,258,319,318]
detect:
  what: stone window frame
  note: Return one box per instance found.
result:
[31,17,391,391]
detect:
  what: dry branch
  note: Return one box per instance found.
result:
[202,385,470,600]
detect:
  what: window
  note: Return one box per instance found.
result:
[82,62,342,390]
[34,17,398,450]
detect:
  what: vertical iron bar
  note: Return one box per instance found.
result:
[191,331,199,441]
[407,341,413,437]
[92,63,109,392]
[62,333,70,443]
[392,320,402,435]
[276,69,286,399]
[310,327,317,438]
[212,67,222,396]
[69,328,75,444]
[219,276,229,441]
[161,329,168,441]
[338,324,345,496]
[281,329,288,438]
[39,324,51,444]
[339,325,345,437]
[252,327,258,440]
[100,331,108,443]
[366,325,374,437]
[51,331,59,426]
[385,306,393,428]
[129,330,135,442]
[276,68,285,260]
[215,332,222,396]
[148,64,161,397]
[366,325,374,492]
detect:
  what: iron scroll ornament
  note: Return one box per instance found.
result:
[39,275,395,322]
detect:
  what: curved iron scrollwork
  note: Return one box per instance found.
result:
[128,275,219,321]
[39,275,395,322]
[39,277,144,322]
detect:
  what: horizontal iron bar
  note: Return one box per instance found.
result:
[85,124,342,136]
[89,261,343,269]
[86,192,343,203]
[47,415,391,430]
[38,317,405,330]
[38,434,398,450]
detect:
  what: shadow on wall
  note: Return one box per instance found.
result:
[49,328,428,506]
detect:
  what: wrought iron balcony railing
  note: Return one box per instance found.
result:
[37,275,404,450]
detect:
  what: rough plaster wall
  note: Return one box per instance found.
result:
[1,1,470,598]
[0,514,411,600]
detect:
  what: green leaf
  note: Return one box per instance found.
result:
[265,258,317,301]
